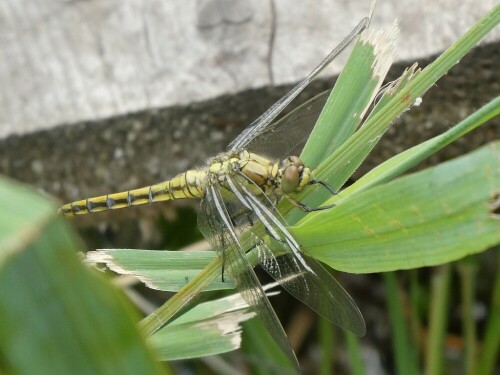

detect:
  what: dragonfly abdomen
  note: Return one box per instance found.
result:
[59,170,207,216]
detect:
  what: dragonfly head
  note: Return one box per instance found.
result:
[280,156,312,194]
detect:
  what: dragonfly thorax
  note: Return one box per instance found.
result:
[218,151,278,195]
[207,151,310,197]
[234,151,311,196]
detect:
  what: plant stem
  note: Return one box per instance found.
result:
[345,332,365,375]
[425,265,451,375]
[458,259,478,375]
[385,272,418,375]
[139,256,221,336]
[477,251,500,375]
[318,317,335,375]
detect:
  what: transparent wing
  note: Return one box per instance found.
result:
[228,18,368,153]
[197,182,300,372]
[259,243,366,336]
[227,172,366,336]
[243,90,328,160]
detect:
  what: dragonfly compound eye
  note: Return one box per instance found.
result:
[281,165,300,194]
[288,155,304,167]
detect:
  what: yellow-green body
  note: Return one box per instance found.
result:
[59,150,312,216]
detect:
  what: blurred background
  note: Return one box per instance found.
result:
[1,1,498,374]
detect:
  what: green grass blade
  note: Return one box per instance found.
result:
[384,273,418,375]
[340,95,500,199]
[345,332,366,375]
[151,323,239,360]
[88,249,233,291]
[140,255,222,336]
[365,63,421,121]
[409,270,423,370]
[292,142,500,273]
[425,265,452,375]
[242,317,296,375]
[458,259,478,375]
[0,176,161,375]
[477,251,500,375]
[301,23,397,169]
[318,318,335,375]
[149,292,254,360]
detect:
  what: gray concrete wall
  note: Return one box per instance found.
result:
[1,0,498,138]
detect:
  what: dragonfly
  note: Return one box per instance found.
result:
[60,18,368,371]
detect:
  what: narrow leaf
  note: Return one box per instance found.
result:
[149,292,255,360]
[88,249,233,291]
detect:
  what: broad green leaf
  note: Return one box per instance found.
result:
[0,176,161,375]
[292,142,500,273]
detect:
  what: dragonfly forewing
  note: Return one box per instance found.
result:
[226,171,366,336]
[198,182,300,372]
[228,17,368,152]
[261,245,366,336]
[241,91,329,162]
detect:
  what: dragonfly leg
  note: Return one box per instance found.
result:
[287,179,337,212]
[309,179,337,195]
[221,250,226,282]
[244,238,264,254]
[286,196,325,212]
[246,213,255,227]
